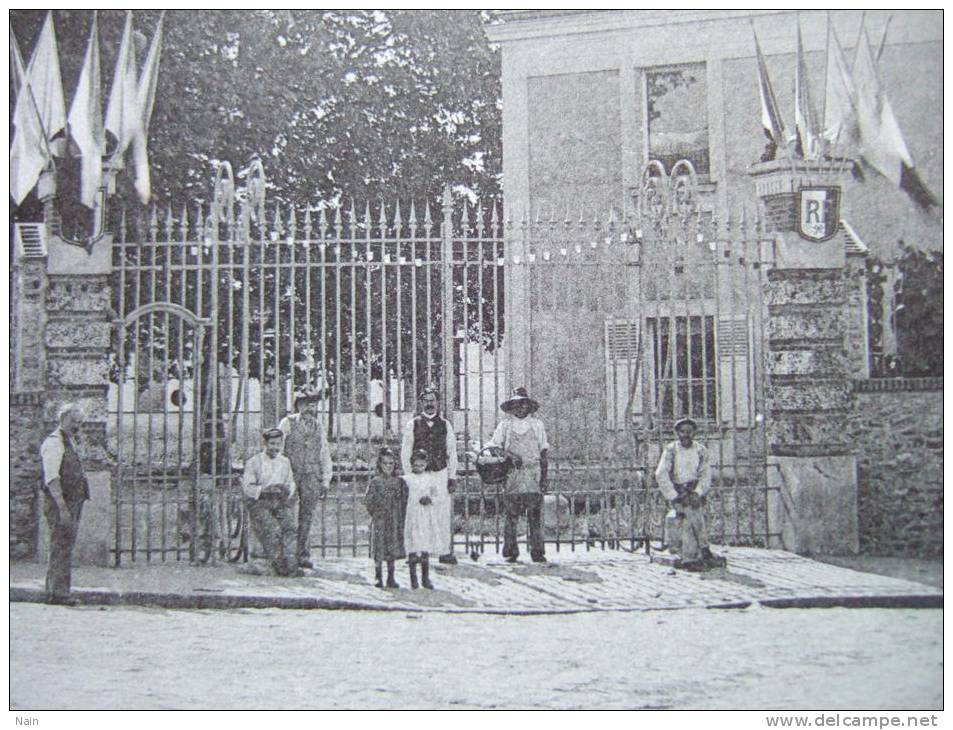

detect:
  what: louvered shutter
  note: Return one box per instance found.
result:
[717,314,752,427]
[605,318,643,430]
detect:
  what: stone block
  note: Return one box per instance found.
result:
[770,230,845,270]
[767,414,850,449]
[47,234,113,276]
[47,357,112,387]
[46,278,112,312]
[768,349,846,376]
[768,381,850,412]
[767,455,859,555]
[764,275,845,306]
[45,319,111,349]
[767,308,845,341]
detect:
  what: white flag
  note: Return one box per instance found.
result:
[105,11,139,168]
[24,12,67,145]
[133,13,164,203]
[10,28,52,204]
[68,13,106,208]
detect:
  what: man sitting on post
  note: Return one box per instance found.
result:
[242,428,300,577]
[654,417,724,570]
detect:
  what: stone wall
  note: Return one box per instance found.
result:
[849,379,943,558]
[10,392,45,559]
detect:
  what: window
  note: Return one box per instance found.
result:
[644,63,710,176]
[605,312,752,430]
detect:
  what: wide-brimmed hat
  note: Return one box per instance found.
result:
[262,427,284,440]
[673,417,698,432]
[500,387,540,414]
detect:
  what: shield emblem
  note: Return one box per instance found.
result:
[797,186,840,242]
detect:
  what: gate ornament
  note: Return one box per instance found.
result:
[636,159,702,243]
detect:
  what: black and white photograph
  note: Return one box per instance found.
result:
[8,8,943,714]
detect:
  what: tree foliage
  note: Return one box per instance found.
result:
[11,9,502,219]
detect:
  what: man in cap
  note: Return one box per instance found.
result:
[654,417,721,569]
[242,428,300,576]
[486,387,550,563]
[278,387,333,569]
[39,403,90,605]
[401,386,458,564]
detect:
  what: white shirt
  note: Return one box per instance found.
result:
[277,413,333,489]
[400,414,458,477]
[486,415,550,453]
[654,440,712,500]
[40,429,68,486]
[242,452,297,500]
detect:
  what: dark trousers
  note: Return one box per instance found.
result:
[43,492,84,600]
[502,492,544,559]
[247,496,298,575]
[296,485,321,561]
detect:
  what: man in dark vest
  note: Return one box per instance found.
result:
[400,386,458,564]
[39,403,90,605]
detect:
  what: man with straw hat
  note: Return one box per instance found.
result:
[401,386,459,564]
[279,385,332,569]
[485,387,550,563]
[654,417,722,569]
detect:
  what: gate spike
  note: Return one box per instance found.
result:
[148,205,159,242]
[378,199,388,230]
[194,201,204,239]
[408,200,418,230]
[348,199,358,229]
[475,201,485,235]
[119,207,127,243]
[423,198,433,228]
[316,206,327,234]
[164,204,174,241]
[489,198,498,230]
[303,208,313,239]
[288,206,298,239]
[272,201,284,236]
[393,200,403,237]
[180,204,189,242]
[333,205,343,233]
[363,201,372,235]
[461,200,471,232]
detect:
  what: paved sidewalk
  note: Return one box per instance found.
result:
[10,547,942,613]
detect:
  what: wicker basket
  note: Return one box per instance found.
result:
[475,446,511,485]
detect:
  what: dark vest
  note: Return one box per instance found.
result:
[52,430,90,502]
[412,416,449,472]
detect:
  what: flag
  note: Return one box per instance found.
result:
[10,28,52,204]
[24,11,67,144]
[11,26,27,95]
[105,11,139,168]
[822,21,860,154]
[852,27,937,208]
[794,19,820,159]
[132,13,164,203]
[753,28,790,157]
[68,12,106,208]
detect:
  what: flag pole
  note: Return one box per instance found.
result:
[876,14,892,62]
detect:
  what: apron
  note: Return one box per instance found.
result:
[284,416,325,492]
[504,424,542,495]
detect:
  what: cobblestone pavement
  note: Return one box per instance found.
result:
[9,547,941,613]
[10,603,942,709]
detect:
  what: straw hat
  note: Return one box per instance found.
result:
[500,387,540,414]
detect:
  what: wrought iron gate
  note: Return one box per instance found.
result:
[109,161,776,564]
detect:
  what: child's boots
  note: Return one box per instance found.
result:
[385,561,399,589]
[374,564,384,589]
[409,555,420,589]
[420,554,434,590]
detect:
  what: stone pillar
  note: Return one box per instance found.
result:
[751,159,860,555]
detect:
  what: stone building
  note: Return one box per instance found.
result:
[485,10,942,556]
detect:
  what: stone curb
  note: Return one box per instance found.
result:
[10,586,941,613]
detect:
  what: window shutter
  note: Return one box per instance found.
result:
[717,314,752,427]
[605,318,643,430]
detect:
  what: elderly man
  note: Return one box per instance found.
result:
[278,389,333,569]
[242,428,300,577]
[401,386,458,564]
[39,403,90,605]
[654,417,722,569]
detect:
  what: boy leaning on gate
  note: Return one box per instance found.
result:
[654,417,724,570]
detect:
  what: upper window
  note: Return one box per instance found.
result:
[644,63,710,176]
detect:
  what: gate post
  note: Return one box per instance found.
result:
[28,200,115,566]
[751,159,860,555]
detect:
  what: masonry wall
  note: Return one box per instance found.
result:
[849,379,943,557]
[10,392,45,559]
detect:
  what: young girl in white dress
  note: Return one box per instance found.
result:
[402,449,442,589]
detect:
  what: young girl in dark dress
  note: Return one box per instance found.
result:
[364,447,407,588]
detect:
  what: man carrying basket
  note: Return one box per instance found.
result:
[484,388,549,563]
